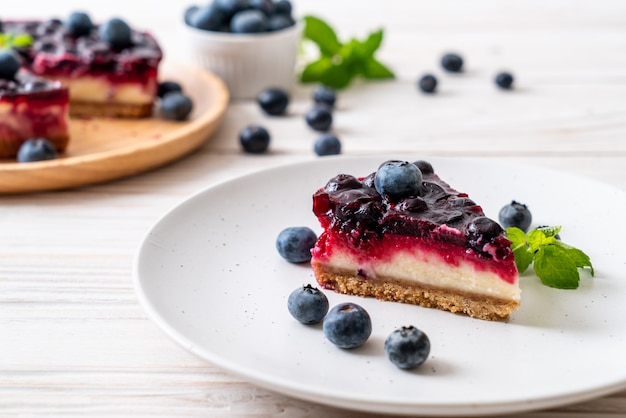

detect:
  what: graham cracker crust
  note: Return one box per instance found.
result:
[312,262,520,321]
[70,101,154,118]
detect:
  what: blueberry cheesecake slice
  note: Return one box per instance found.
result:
[0,49,69,158]
[4,14,163,118]
[311,160,520,320]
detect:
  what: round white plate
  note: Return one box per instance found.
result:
[133,156,626,416]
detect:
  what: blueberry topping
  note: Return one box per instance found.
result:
[441,53,464,72]
[413,160,434,175]
[276,226,317,263]
[0,49,21,80]
[495,72,514,89]
[313,133,342,156]
[305,106,333,131]
[190,4,227,31]
[418,74,437,93]
[324,174,362,193]
[157,80,183,98]
[17,138,58,162]
[323,302,372,349]
[99,18,133,50]
[22,79,51,92]
[312,86,337,108]
[498,201,532,232]
[256,87,289,115]
[230,10,268,34]
[65,12,93,37]
[466,216,504,244]
[374,160,423,200]
[385,326,430,370]
[287,284,329,324]
[239,125,270,153]
[160,92,193,121]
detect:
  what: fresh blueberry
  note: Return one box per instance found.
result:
[257,87,289,115]
[158,81,183,98]
[215,0,251,19]
[495,72,514,89]
[239,125,270,153]
[230,10,268,33]
[323,302,372,349]
[190,4,227,31]
[287,284,329,324]
[385,326,431,369]
[160,92,193,121]
[374,160,423,199]
[267,14,295,31]
[312,86,336,108]
[441,53,464,72]
[184,6,200,26]
[305,107,333,131]
[249,0,276,16]
[313,133,341,156]
[65,12,93,37]
[498,201,532,232]
[0,49,21,80]
[17,138,58,162]
[418,74,437,93]
[99,18,133,50]
[274,0,292,16]
[276,226,317,263]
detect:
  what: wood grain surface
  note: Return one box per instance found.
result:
[1,0,625,417]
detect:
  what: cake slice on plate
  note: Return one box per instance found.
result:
[311,160,520,320]
[4,15,162,118]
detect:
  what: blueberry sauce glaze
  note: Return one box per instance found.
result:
[4,20,162,84]
[312,160,517,283]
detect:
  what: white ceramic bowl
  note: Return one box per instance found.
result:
[184,22,302,100]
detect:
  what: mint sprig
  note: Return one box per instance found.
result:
[300,15,395,89]
[506,226,594,289]
[0,33,34,49]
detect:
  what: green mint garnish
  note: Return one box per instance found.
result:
[300,15,395,89]
[506,226,594,289]
[0,33,34,49]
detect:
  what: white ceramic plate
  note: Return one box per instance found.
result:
[133,156,626,416]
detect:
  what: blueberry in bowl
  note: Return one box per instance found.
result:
[183,0,301,99]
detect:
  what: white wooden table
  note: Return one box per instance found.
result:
[2,1,626,416]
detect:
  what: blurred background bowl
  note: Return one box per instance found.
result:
[184,21,302,100]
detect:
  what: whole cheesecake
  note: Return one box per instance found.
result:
[4,17,162,118]
[0,71,69,158]
[311,160,520,320]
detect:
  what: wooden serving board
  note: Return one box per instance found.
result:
[0,62,229,194]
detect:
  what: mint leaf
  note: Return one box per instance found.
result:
[0,33,33,49]
[361,57,395,79]
[534,245,581,289]
[301,57,333,83]
[300,16,394,89]
[505,225,594,290]
[302,16,341,56]
[552,241,595,276]
[356,29,383,58]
